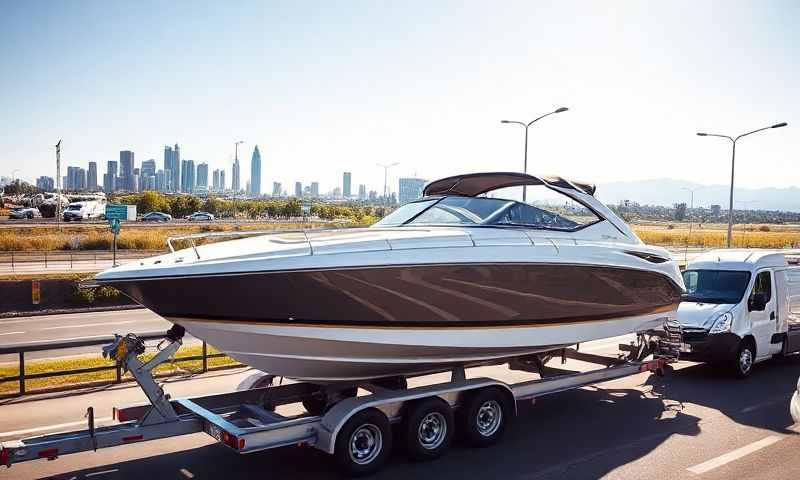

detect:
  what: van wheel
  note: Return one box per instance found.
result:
[403,397,453,461]
[732,341,755,378]
[457,387,512,447]
[334,408,392,476]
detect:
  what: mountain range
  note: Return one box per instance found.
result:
[594,179,800,212]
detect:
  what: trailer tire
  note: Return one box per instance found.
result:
[334,408,392,476]
[732,340,755,379]
[458,387,512,447]
[403,397,454,461]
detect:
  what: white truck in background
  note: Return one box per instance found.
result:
[678,249,800,377]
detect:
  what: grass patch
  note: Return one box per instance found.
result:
[0,221,363,252]
[633,226,800,249]
[0,344,240,396]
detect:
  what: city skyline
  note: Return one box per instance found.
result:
[3,2,797,194]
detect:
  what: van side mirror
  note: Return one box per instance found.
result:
[749,292,767,311]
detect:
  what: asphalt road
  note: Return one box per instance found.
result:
[0,309,174,362]
[1,337,798,480]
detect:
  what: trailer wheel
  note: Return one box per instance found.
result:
[334,408,392,476]
[403,397,454,461]
[458,387,512,447]
[732,341,755,378]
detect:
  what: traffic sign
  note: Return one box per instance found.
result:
[110,218,121,234]
[105,203,129,221]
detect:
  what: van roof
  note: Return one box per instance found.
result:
[687,249,789,271]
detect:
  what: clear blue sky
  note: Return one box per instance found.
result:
[0,0,797,196]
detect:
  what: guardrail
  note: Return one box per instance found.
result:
[0,250,163,272]
[0,332,243,398]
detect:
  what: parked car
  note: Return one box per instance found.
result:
[9,207,41,219]
[678,249,800,378]
[140,211,172,222]
[185,212,215,221]
[63,201,105,221]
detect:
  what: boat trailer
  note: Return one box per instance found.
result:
[1,320,681,475]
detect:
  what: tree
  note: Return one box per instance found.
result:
[137,191,169,214]
[674,203,687,221]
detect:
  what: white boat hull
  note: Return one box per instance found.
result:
[173,311,670,381]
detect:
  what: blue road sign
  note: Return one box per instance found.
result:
[105,203,129,221]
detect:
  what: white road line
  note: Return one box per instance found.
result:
[85,468,119,477]
[740,397,786,414]
[22,334,112,344]
[686,435,783,474]
[0,331,25,336]
[0,417,113,438]
[42,320,140,330]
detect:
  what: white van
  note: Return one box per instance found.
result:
[63,200,105,221]
[678,249,800,377]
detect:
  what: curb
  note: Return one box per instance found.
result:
[0,304,144,319]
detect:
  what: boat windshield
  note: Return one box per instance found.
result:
[681,270,751,304]
[373,196,600,230]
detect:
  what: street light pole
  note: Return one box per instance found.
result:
[501,107,568,202]
[697,122,787,248]
[55,140,62,232]
[377,162,399,207]
[233,140,244,220]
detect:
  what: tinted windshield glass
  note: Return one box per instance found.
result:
[682,270,751,304]
[373,199,438,226]
[410,197,512,225]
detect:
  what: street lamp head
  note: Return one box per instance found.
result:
[771,122,788,129]
[696,132,708,136]
[554,107,569,113]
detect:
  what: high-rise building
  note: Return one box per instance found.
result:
[164,144,181,192]
[119,150,135,191]
[232,157,241,192]
[141,159,156,177]
[369,190,378,201]
[155,170,167,192]
[66,166,87,191]
[310,182,319,197]
[220,170,226,191]
[294,181,302,197]
[87,162,98,191]
[272,182,282,196]
[140,159,157,192]
[398,177,427,204]
[250,146,261,196]
[181,160,196,192]
[105,160,118,192]
[36,176,54,191]
[343,172,352,198]
[196,163,208,189]
[358,184,366,200]
[212,169,220,191]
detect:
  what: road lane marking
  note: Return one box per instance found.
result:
[86,468,119,477]
[740,397,787,413]
[0,331,25,336]
[42,320,140,330]
[180,468,195,479]
[22,334,112,344]
[686,435,782,474]
[0,417,114,438]
[0,310,152,325]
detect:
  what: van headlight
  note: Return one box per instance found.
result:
[709,312,733,334]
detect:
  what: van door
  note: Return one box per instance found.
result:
[748,270,777,359]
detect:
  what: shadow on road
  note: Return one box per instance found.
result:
[646,356,800,434]
[47,378,701,480]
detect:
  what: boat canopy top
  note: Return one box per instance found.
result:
[423,172,596,198]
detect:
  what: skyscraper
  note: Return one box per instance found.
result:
[141,159,156,177]
[398,177,427,204]
[310,182,319,197]
[232,157,241,192]
[250,146,261,196]
[272,182,282,196]
[119,150,135,191]
[36,176,54,191]
[104,160,118,192]
[164,144,181,192]
[295,181,302,197]
[66,166,87,191]
[212,169,220,191]
[87,162,98,191]
[196,163,209,189]
[181,160,196,192]
[155,170,167,192]
[343,172,352,198]
[358,184,366,200]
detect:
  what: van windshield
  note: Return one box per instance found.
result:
[681,270,751,304]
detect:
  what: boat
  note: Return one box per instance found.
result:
[94,172,684,382]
